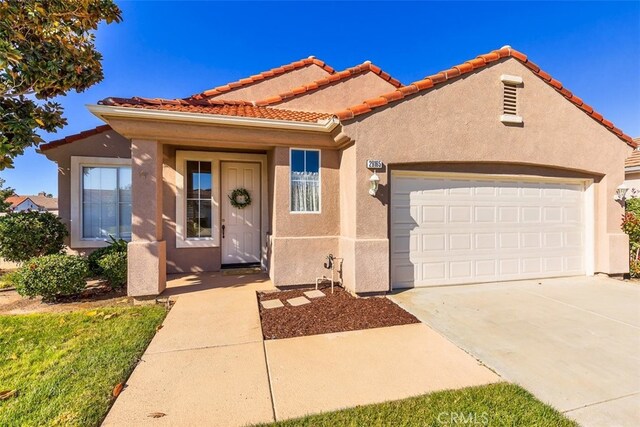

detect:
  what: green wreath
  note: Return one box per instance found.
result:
[228,187,252,209]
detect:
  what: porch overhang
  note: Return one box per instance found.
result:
[87,104,352,149]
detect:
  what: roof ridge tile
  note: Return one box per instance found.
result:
[189,57,335,100]
[333,46,635,148]
[255,61,403,107]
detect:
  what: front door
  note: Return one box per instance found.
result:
[221,162,261,265]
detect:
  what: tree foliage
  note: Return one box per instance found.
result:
[0,177,15,212]
[0,0,122,169]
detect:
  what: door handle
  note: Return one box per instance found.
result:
[222,224,225,238]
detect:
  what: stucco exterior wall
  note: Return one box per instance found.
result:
[273,72,398,113]
[268,146,341,285]
[206,64,331,102]
[41,130,131,254]
[624,171,640,192]
[341,57,631,292]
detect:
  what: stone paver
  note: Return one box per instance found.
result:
[261,299,284,309]
[304,290,325,299]
[265,323,499,420]
[390,276,640,427]
[287,296,310,306]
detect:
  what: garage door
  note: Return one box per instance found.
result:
[390,171,589,288]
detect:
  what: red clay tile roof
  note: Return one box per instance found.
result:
[625,139,640,167]
[334,46,636,148]
[190,57,335,100]
[5,196,27,208]
[97,96,333,122]
[254,61,402,106]
[39,124,112,151]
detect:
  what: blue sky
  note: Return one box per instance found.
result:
[2,1,639,196]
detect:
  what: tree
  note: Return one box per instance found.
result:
[0,177,15,212]
[0,0,122,169]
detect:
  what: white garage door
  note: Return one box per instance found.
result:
[390,171,590,288]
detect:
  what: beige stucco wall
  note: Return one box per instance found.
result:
[268,146,341,285]
[624,171,640,193]
[42,130,131,254]
[273,72,398,113]
[340,57,631,292]
[206,64,331,102]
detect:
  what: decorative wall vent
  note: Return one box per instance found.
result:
[500,74,523,124]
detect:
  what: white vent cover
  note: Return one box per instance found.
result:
[500,74,523,124]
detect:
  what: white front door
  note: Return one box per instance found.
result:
[390,171,589,288]
[221,162,261,265]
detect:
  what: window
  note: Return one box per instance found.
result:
[185,161,213,238]
[290,149,320,212]
[82,166,131,240]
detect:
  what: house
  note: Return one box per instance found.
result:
[39,46,635,299]
[5,193,59,215]
[624,140,640,195]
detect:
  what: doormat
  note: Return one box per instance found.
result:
[222,267,262,276]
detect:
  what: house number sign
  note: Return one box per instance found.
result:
[366,160,383,169]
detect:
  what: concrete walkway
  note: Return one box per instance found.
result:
[390,276,640,427]
[103,273,499,426]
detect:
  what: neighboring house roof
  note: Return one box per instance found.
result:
[189,56,335,100]
[5,196,27,208]
[625,138,640,168]
[5,195,58,211]
[254,61,403,106]
[40,124,113,151]
[334,46,636,148]
[96,97,333,123]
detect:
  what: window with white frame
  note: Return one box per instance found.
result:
[81,166,132,240]
[290,149,320,212]
[185,160,213,238]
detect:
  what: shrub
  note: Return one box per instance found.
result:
[87,236,127,276]
[0,270,19,289]
[14,254,88,301]
[0,211,67,263]
[622,209,640,278]
[98,251,127,289]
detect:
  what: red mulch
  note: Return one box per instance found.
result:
[258,286,420,340]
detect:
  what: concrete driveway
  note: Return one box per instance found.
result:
[390,276,640,427]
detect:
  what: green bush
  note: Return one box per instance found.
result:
[14,254,88,301]
[98,251,127,289]
[0,211,67,263]
[88,236,127,276]
[0,270,19,289]
[626,196,640,216]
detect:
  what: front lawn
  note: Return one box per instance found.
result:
[0,305,167,426]
[263,383,577,426]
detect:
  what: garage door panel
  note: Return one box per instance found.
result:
[391,173,587,288]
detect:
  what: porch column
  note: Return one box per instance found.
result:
[128,139,166,298]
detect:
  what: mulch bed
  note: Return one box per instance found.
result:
[258,286,420,340]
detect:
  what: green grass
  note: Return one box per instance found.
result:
[262,383,577,427]
[0,305,167,426]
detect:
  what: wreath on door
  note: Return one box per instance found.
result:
[228,187,252,209]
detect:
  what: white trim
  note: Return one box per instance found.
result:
[175,151,268,268]
[289,148,322,214]
[70,156,132,248]
[500,114,523,124]
[625,166,640,173]
[500,74,523,85]
[88,104,340,133]
[584,180,595,276]
[391,169,591,185]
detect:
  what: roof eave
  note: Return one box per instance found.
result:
[87,104,340,133]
